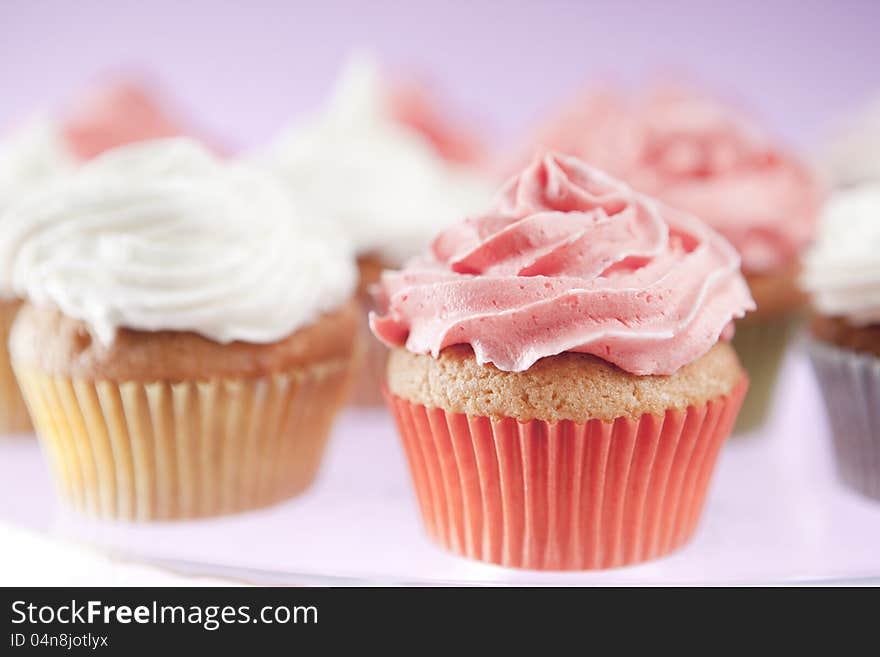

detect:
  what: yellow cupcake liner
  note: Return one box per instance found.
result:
[14,359,352,521]
[0,300,32,434]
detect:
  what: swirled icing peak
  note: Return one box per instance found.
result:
[371,153,754,375]
[261,54,493,265]
[520,87,822,274]
[0,138,356,344]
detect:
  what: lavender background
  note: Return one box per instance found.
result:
[2,0,880,584]
[2,0,878,153]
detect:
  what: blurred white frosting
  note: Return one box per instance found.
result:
[802,185,880,324]
[0,116,75,219]
[261,54,494,266]
[820,95,880,188]
[0,138,356,344]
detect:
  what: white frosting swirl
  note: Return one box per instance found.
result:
[0,138,357,344]
[261,54,493,265]
[802,185,880,324]
[0,116,75,220]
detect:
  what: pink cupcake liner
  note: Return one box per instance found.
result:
[385,378,747,570]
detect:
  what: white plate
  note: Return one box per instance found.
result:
[2,343,879,585]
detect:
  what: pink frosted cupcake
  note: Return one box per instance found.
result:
[371,153,753,569]
[516,87,823,431]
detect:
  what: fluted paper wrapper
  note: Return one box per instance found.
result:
[731,314,801,434]
[807,338,880,501]
[385,380,747,570]
[0,300,31,434]
[14,361,352,521]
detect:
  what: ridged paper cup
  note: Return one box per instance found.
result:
[807,337,880,501]
[14,360,352,521]
[731,313,801,434]
[0,299,32,434]
[384,378,747,570]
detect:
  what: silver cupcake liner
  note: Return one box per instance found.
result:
[807,337,880,501]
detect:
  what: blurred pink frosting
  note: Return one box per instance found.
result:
[518,88,822,274]
[61,81,190,160]
[371,153,754,375]
[388,79,485,166]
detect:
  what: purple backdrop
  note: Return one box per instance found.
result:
[2,0,879,151]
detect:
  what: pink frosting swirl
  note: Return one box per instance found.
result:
[61,81,208,161]
[370,153,755,375]
[521,88,822,273]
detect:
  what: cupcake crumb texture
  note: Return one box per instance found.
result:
[387,341,744,423]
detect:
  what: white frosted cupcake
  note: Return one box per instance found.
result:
[0,80,213,434]
[802,185,880,500]
[262,54,493,404]
[0,118,77,433]
[3,138,359,520]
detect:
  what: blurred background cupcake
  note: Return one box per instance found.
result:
[0,119,74,433]
[802,185,880,501]
[0,79,213,435]
[60,78,226,159]
[819,94,880,190]
[260,54,494,405]
[2,138,359,520]
[372,154,754,569]
[510,86,823,432]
